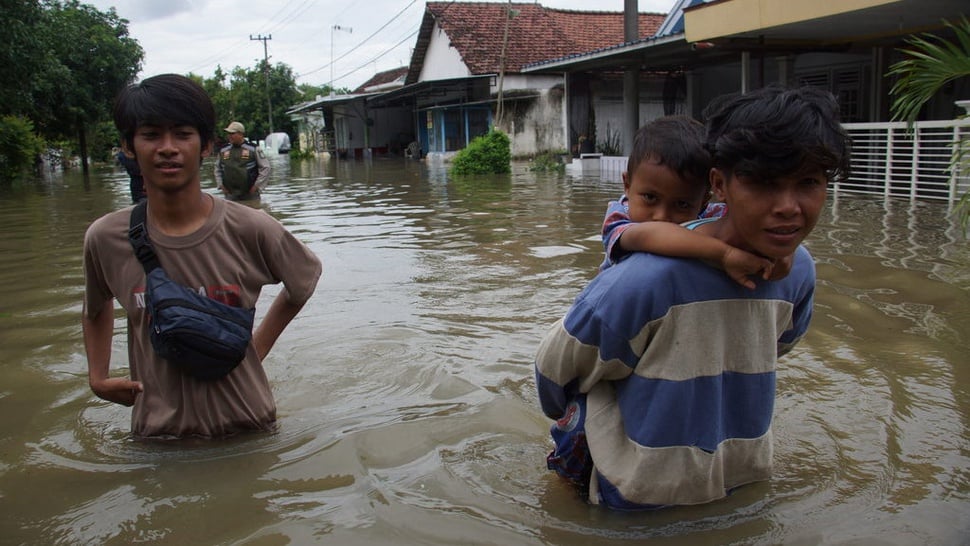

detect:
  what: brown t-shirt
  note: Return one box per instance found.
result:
[83,197,322,439]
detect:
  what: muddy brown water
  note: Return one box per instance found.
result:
[1,155,967,544]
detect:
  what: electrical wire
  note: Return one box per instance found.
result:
[296,0,418,78]
[185,0,317,75]
[328,28,418,85]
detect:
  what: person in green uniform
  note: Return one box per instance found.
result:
[214,121,270,200]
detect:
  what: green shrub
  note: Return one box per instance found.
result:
[288,142,315,160]
[597,123,622,156]
[450,129,511,175]
[529,150,566,172]
[0,116,45,183]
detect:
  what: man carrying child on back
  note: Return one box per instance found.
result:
[599,115,782,286]
[535,85,851,509]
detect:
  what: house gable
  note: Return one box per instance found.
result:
[406,2,666,85]
[419,20,473,81]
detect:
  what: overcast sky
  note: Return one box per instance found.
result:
[85,0,676,91]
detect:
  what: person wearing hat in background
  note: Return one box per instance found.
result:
[215,121,270,201]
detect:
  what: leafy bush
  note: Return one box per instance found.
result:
[529,151,566,172]
[450,130,511,175]
[0,115,45,183]
[288,146,315,160]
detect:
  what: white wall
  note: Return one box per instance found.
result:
[419,23,471,82]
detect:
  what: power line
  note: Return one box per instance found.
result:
[184,0,313,75]
[297,0,418,78]
[332,0,364,22]
[184,0,420,90]
[329,29,418,86]
[263,0,319,36]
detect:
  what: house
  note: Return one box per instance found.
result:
[287,66,410,158]
[394,2,666,158]
[524,0,968,134]
[286,96,327,155]
[522,0,969,202]
[289,0,967,178]
[289,3,668,160]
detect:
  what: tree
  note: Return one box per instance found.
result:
[196,62,301,143]
[0,0,46,117]
[0,116,45,183]
[33,0,143,174]
[888,17,970,231]
[297,83,328,101]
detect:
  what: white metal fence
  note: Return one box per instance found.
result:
[840,119,970,205]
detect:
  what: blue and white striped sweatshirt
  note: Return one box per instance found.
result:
[535,246,815,509]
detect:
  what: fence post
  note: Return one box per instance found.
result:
[884,128,894,198]
[910,126,920,200]
[950,124,960,207]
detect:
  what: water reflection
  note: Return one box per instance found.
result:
[0,156,967,545]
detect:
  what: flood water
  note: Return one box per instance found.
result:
[1,154,968,545]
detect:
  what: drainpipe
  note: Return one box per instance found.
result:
[623,0,639,156]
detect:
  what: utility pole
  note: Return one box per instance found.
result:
[331,25,352,98]
[495,1,513,128]
[250,34,274,133]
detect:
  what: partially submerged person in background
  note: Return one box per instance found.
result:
[215,121,270,201]
[82,74,321,439]
[116,147,145,203]
[535,85,851,509]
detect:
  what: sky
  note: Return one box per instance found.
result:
[86,0,676,92]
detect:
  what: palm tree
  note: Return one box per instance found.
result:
[888,17,970,231]
[888,17,970,230]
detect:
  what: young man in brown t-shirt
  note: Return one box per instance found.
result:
[82,74,322,439]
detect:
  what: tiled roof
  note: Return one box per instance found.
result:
[407,2,665,83]
[353,66,409,93]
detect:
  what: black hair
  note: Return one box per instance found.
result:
[704,85,851,183]
[113,74,216,149]
[627,115,710,190]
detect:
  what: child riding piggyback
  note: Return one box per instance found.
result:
[600,115,789,288]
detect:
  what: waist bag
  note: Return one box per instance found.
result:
[128,201,255,381]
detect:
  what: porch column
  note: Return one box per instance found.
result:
[685,70,696,119]
[741,51,750,93]
[777,55,793,86]
[624,70,639,156]
[563,74,570,153]
[623,0,639,155]
[870,46,885,121]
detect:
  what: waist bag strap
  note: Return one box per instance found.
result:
[128,201,161,273]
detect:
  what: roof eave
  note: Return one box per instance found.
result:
[521,33,687,73]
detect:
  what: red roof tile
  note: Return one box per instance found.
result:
[416,2,664,77]
[353,66,409,93]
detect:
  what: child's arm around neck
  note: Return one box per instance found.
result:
[617,220,776,290]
